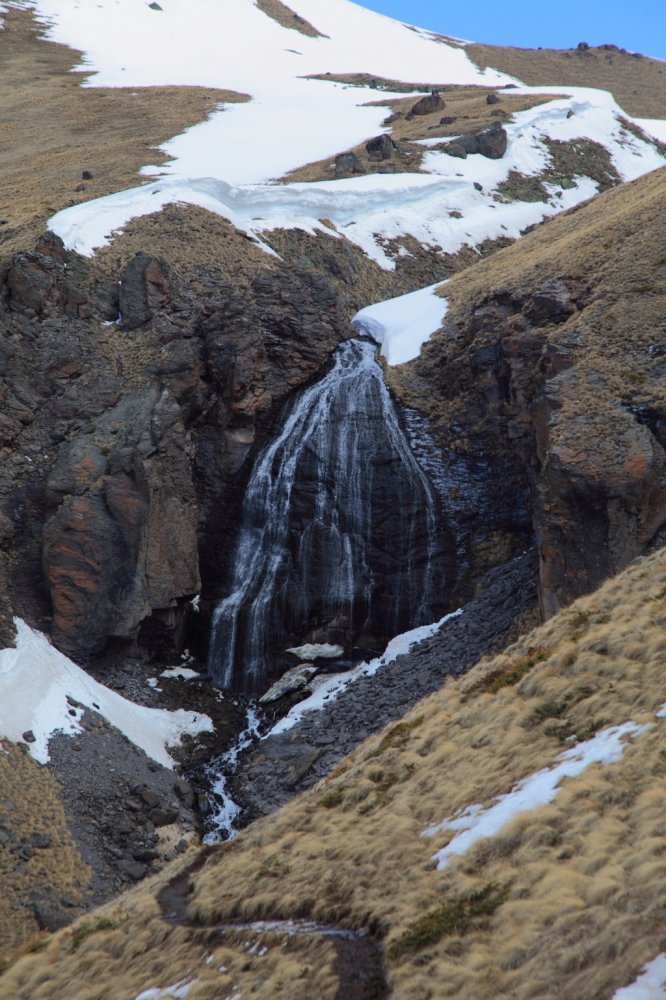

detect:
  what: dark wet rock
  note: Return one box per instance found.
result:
[232,551,538,819]
[174,778,195,808]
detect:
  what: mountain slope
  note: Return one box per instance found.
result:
[3,539,666,999]
[2,0,666,992]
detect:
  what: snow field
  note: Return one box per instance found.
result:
[0,619,212,767]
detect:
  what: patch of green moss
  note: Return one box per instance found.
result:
[494,170,549,204]
[475,648,548,695]
[387,883,510,960]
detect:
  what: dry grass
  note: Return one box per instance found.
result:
[466,41,666,118]
[6,545,666,997]
[384,164,666,468]
[283,86,554,183]
[256,0,326,38]
[0,742,88,963]
[0,7,248,260]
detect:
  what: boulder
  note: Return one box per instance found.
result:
[365,134,396,161]
[411,92,444,116]
[334,151,365,176]
[259,664,317,704]
[477,124,508,159]
[285,642,344,661]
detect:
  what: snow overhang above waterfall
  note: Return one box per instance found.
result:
[352,282,449,365]
[0,619,213,767]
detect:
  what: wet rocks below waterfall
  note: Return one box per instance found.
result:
[230,549,538,821]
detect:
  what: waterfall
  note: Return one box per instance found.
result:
[208,338,446,693]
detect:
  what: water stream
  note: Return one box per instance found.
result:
[208,338,445,693]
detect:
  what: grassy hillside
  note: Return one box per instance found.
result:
[466,41,666,119]
[0,7,247,259]
[3,542,666,998]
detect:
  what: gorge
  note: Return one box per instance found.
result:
[2,1,666,996]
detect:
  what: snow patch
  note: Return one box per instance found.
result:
[611,955,666,999]
[268,610,462,736]
[0,619,212,767]
[135,981,197,1000]
[353,282,448,365]
[160,667,200,681]
[635,119,666,145]
[424,720,650,870]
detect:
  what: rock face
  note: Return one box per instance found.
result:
[0,232,351,667]
[119,252,170,329]
[43,388,200,659]
[410,276,666,617]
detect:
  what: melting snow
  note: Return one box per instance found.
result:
[353,282,448,365]
[160,667,200,681]
[0,619,212,767]
[268,610,462,736]
[423,720,650,870]
[135,981,197,1000]
[21,0,662,265]
[611,955,666,999]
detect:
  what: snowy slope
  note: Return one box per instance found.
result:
[30,0,509,185]
[24,0,664,275]
[0,619,213,767]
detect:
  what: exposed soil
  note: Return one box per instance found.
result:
[256,0,326,38]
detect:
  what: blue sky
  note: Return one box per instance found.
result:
[353,1,666,61]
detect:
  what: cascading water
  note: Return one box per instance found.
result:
[208,338,448,693]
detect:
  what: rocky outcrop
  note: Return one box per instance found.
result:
[43,389,200,659]
[119,252,170,329]
[444,123,508,160]
[410,275,666,617]
[0,233,350,665]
